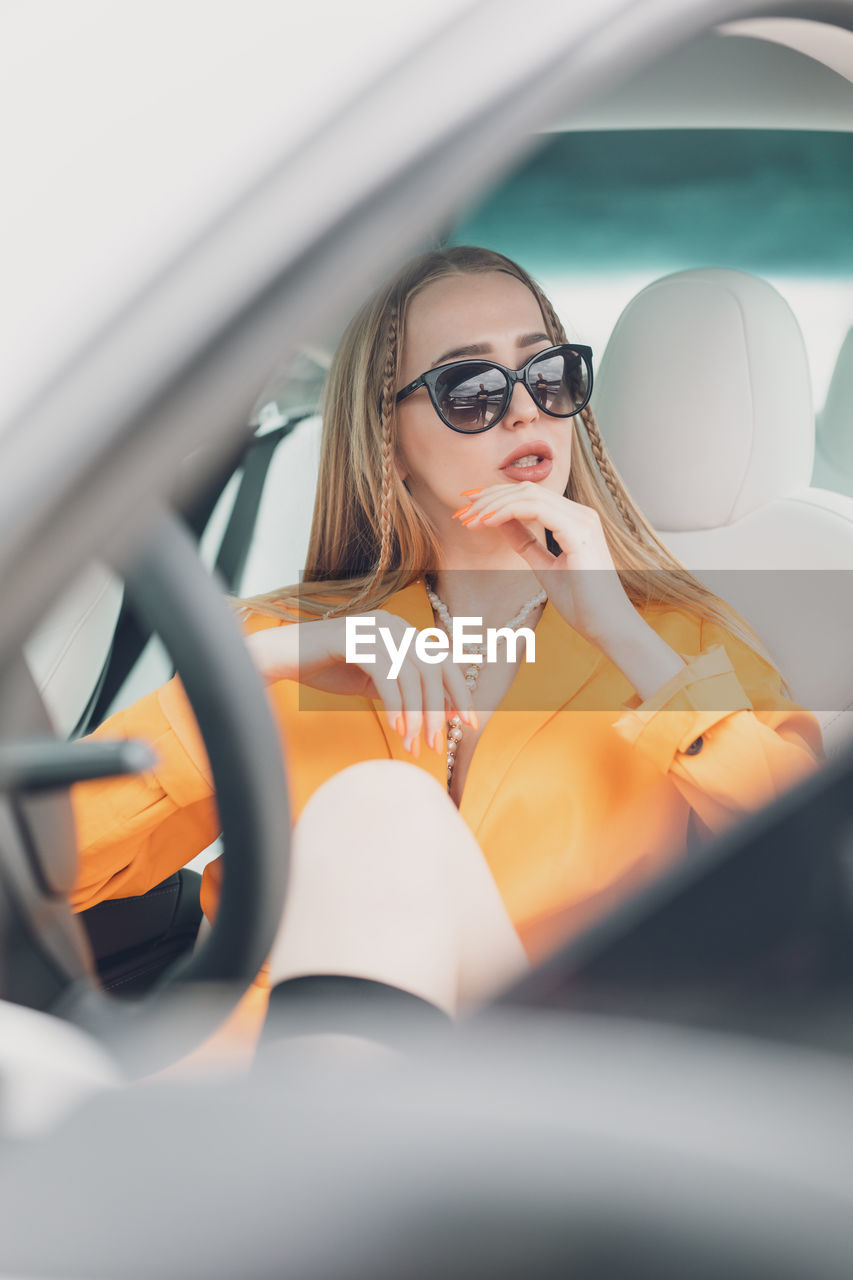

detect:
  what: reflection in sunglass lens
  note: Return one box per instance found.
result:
[528,348,590,416]
[435,362,507,431]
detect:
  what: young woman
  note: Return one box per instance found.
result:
[71,246,823,1053]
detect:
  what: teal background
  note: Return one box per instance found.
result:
[449,130,853,277]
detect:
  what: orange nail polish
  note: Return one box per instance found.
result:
[480,510,497,521]
[411,736,421,760]
[451,505,472,519]
[461,513,480,526]
[460,487,482,497]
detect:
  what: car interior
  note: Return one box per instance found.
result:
[3,6,853,1275]
[17,19,853,1003]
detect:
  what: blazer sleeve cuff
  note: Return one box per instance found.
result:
[612,644,753,772]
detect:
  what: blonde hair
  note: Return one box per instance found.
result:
[244,245,777,675]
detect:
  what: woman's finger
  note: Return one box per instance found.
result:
[353,657,403,735]
[440,652,478,729]
[343,613,480,757]
[459,495,559,541]
[465,494,597,567]
[392,653,424,756]
[464,491,555,528]
[363,613,422,749]
[496,517,557,573]
[456,482,550,518]
[418,659,448,757]
[457,483,590,533]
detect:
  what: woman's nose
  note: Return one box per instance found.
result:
[504,378,540,428]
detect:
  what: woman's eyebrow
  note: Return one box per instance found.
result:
[431,331,551,368]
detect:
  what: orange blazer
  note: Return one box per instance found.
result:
[70,580,824,1058]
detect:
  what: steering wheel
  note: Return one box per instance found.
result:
[0,507,291,1076]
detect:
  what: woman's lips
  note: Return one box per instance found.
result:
[500,441,553,483]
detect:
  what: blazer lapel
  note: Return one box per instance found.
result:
[459,601,608,831]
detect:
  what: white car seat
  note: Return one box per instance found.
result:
[0,1000,118,1137]
[813,326,853,499]
[23,564,123,738]
[593,267,853,754]
[200,411,322,597]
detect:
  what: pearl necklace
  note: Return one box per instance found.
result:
[424,579,547,788]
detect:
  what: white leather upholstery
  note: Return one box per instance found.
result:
[0,999,117,1136]
[814,326,853,498]
[240,412,321,594]
[594,268,853,753]
[594,269,814,531]
[23,563,123,737]
[200,412,322,597]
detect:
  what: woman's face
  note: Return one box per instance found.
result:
[395,270,574,536]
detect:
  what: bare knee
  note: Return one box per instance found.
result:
[301,760,450,824]
[278,760,528,1015]
[295,761,457,873]
[270,762,459,1011]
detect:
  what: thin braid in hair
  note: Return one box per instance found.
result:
[536,283,645,541]
[580,405,644,539]
[536,290,568,346]
[321,302,399,620]
[376,306,399,575]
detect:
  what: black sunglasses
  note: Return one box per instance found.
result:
[395,343,594,434]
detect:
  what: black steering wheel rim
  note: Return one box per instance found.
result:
[54,506,291,1074]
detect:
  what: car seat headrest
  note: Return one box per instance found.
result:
[592,268,814,531]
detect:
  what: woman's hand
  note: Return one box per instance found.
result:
[456,483,639,646]
[246,612,476,756]
[455,483,686,697]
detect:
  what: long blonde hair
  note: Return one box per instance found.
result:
[245,245,775,671]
